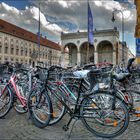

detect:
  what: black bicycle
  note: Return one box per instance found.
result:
[27,65,129,138]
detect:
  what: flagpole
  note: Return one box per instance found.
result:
[38,3,41,62]
[87,0,89,64]
[86,41,89,64]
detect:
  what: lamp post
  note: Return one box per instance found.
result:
[111,9,124,64]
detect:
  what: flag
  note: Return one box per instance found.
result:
[37,3,40,48]
[136,38,140,57]
[114,0,128,3]
[88,2,94,45]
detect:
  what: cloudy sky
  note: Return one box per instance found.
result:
[0,0,136,55]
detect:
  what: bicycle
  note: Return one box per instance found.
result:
[28,65,129,138]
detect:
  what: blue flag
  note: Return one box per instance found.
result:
[136,38,140,57]
[88,2,94,45]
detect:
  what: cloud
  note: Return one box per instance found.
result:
[0,2,63,43]
[0,0,136,51]
[1,2,20,14]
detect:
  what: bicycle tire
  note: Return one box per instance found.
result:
[80,91,129,138]
[0,85,13,118]
[48,89,66,125]
[27,89,51,128]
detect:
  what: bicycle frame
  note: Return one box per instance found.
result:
[2,74,26,107]
[46,78,87,117]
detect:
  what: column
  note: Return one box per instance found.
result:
[94,51,98,64]
[113,51,116,65]
[77,50,81,66]
[60,51,65,67]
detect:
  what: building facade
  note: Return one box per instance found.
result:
[61,28,133,67]
[135,0,140,63]
[135,0,140,38]
[0,19,61,67]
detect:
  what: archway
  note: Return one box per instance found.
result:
[80,42,94,66]
[64,43,77,66]
[97,41,113,63]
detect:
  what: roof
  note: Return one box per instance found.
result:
[0,19,61,51]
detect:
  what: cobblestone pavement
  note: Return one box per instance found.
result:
[0,109,140,140]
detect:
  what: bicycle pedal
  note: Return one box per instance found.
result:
[62,125,69,131]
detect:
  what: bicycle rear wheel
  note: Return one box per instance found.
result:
[80,91,129,138]
[28,89,51,128]
[48,89,66,125]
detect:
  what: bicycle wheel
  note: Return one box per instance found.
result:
[0,85,13,118]
[28,89,51,128]
[125,90,140,122]
[48,89,66,125]
[80,91,129,138]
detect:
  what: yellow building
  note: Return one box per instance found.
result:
[0,19,61,67]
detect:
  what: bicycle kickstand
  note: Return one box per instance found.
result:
[62,116,73,131]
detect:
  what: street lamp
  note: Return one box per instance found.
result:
[111,9,125,64]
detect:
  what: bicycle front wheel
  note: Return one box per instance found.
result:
[0,85,13,118]
[80,91,129,138]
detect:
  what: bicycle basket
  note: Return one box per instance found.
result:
[87,70,111,91]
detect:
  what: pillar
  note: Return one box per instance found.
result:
[94,51,98,64]
[113,51,116,65]
[77,51,81,66]
[60,50,65,67]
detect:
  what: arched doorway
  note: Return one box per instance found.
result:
[64,43,77,66]
[97,41,113,63]
[80,42,94,66]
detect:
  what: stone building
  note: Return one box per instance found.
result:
[0,19,61,67]
[61,28,133,67]
[135,0,140,63]
[135,0,140,38]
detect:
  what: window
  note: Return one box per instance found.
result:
[11,39,13,44]
[21,42,23,47]
[29,49,32,55]
[0,46,2,53]
[21,49,24,56]
[5,37,7,41]
[4,47,8,54]
[16,49,19,55]
[16,59,18,62]
[11,58,14,62]
[25,49,28,56]
[0,37,2,45]
[4,42,8,47]
[11,48,14,55]
[21,59,23,63]
[5,57,8,62]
